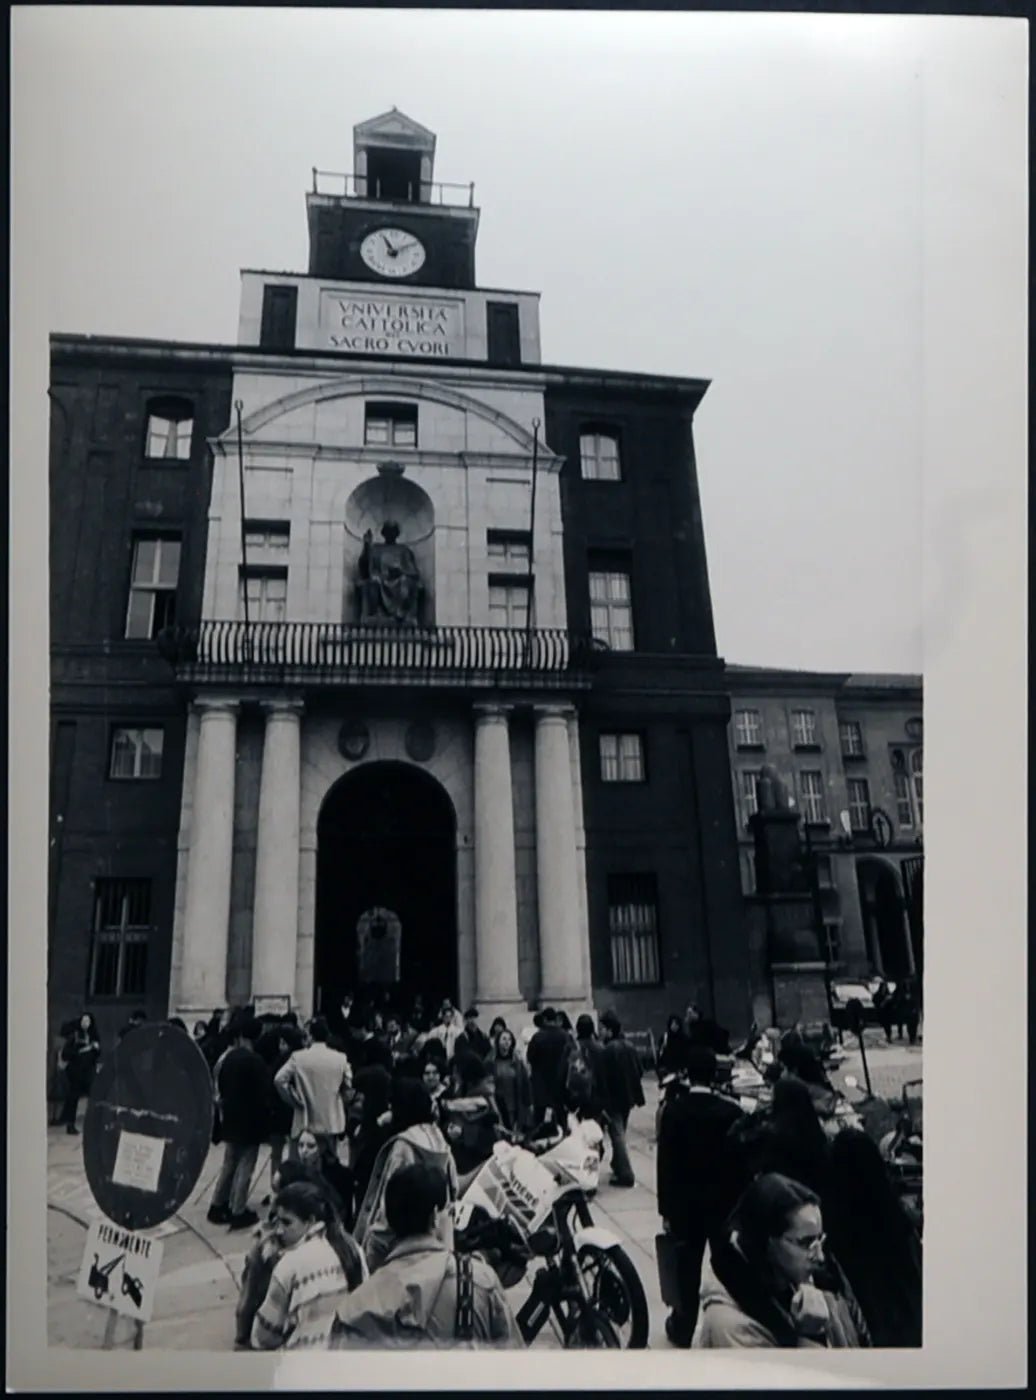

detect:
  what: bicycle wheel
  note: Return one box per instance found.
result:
[576,1244,649,1349]
[564,1305,621,1349]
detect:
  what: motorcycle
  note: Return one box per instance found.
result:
[453,1120,649,1349]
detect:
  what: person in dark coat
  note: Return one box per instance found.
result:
[488,1029,532,1134]
[257,1023,304,1190]
[727,1075,830,1201]
[58,1013,102,1133]
[574,1014,607,1119]
[526,1007,573,1128]
[656,1047,746,1346]
[820,1129,922,1346]
[207,1017,272,1230]
[454,1008,492,1062]
[657,1014,690,1078]
[685,1003,730,1055]
[350,1064,395,1214]
[598,1010,646,1187]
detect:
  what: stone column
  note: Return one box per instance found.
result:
[473,704,523,1008]
[251,698,304,1003]
[179,699,239,1012]
[534,703,585,1004]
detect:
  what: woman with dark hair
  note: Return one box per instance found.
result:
[349,1063,394,1213]
[419,1056,448,1121]
[488,1028,532,1134]
[694,1173,868,1348]
[353,1079,458,1273]
[250,1180,365,1350]
[487,1016,508,1049]
[657,1013,690,1077]
[58,1013,101,1134]
[235,1159,310,1347]
[729,1076,830,1199]
[821,1129,922,1346]
[440,1049,503,1175]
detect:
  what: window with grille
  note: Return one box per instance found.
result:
[579,430,622,481]
[125,536,181,639]
[839,720,864,757]
[241,569,288,623]
[734,709,763,748]
[738,769,761,828]
[486,531,531,567]
[791,709,818,747]
[588,565,634,651]
[799,770,827,824]
[89,878,152,997]
[847,777,871,832]
[910,748,923,826]
[488,580,530,630]
[364,401,417,447]
[607,874,661,986]
[110,727,164,780]
[599,732,645,783]
[893,770,914,828]
[144,398,194,460]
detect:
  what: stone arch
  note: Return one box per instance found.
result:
[233,374,545,455]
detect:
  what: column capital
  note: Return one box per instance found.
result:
[260,696,305,720]
[533,702,576,723]
[473,702,513,724]
[193,696,240,718]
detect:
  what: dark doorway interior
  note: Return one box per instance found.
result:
[858,859,912,981]
[315,762,457,1015]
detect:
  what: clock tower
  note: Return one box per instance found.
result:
[307,108,479,289]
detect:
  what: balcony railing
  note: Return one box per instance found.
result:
[157,621,601,690]
[310,169,476,208]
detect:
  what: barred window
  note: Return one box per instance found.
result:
[791,709,818,747]
[799,770,827,824]
[734,709,763,748]
[110,727,164,780]
[589,566,634,651]
[739,769,761,829]
[89,878,152,998]
[839,720,864,757]
[579,430,622,481]
[599,732,645,783]
[608,874,661,986]
[847,777,871,832]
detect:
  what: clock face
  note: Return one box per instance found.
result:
[360,228,427,279]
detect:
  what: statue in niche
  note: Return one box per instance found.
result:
[357,520,423,625]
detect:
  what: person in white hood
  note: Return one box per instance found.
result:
[693,1173,869,1349]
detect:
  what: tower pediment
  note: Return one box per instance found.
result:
[354,107,436,153]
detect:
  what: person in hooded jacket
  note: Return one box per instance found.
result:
[331,1162,522,1348]
[821,1129,922,1346]
[694,1172,869,1349]
[353,1080,459,1273]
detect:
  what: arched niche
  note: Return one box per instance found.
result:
[343,468,435,624]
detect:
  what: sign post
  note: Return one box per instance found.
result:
[78,1024,214,1348]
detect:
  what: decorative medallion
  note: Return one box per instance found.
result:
[338,719,370,762]
[405,720,436,763]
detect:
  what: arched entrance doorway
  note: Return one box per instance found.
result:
[856,857,914,981]
[315,762,457,1015]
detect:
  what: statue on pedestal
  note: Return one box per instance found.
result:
[357,520,423,625]
[756,763,790,813]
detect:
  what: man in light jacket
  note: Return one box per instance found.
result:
[274,1016,352,1154]
[331,1163,522,1348]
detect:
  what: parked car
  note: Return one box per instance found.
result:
[829,979,896,1032]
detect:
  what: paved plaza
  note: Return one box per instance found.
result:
[46,1042,922,1352]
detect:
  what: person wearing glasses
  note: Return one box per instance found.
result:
[693,1173,869,1348]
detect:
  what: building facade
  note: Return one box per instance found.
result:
[726,667,924,985]
[49,110,751,1045]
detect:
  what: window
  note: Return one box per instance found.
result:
[110,727,164,780]
[488,580,530,630]
[822,920,842,966]
[815,853,834,889]
[486,301,521,366]
[847,777,871,832]
[144,398,193,460]
[738,769,761,829]
[260,284,298,350]
[893,770,914,828]
[125,536,181,639]
[579,430,622,481]
[910,748,924,827]
[486,531,531,567]
[241,570,288,624]
[734,708,763,748]
[89,878,152,997]
[839,720,864,757]
[364,402,417,447]
[599,732,645,783]
[799,770,828,824]
[791,709,818,748]
[607,874,661,985]
[589,566,634,650]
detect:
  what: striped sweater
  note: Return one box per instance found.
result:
[251,1225,359,1351]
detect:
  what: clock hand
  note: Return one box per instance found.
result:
[392,239,419,253]
[382,234,398,257]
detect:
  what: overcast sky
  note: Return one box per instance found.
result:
[13,8,1026,672]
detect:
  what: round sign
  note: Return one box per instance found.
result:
[869,807,894,849]
[83,1024,214,1231]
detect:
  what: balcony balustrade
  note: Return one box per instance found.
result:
[157,621,601,691]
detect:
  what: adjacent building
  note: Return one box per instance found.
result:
[49,110,751,1046]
